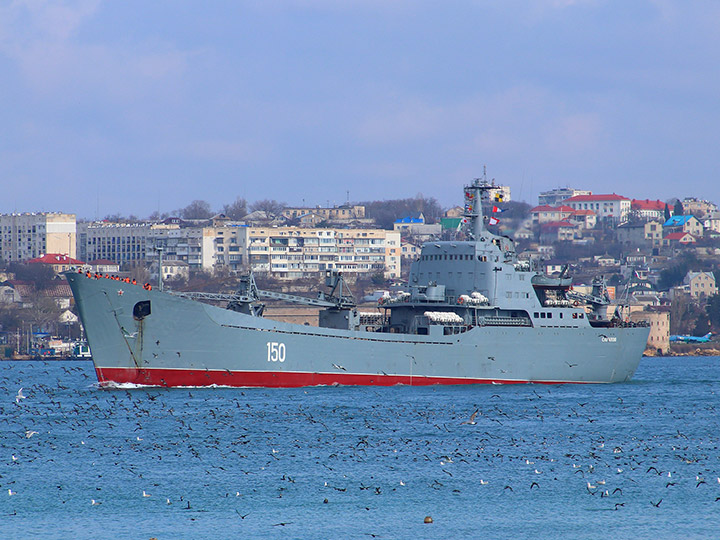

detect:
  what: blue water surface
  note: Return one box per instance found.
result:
[1,357,719,540]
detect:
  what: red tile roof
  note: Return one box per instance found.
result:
[27,253,85,265]
[664,232,695,242]
[632,199,666,211]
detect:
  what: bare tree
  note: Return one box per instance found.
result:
[180,200,214,219]
[250,199,286,218]
[222,197,248,220]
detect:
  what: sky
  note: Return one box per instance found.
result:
[2,0,719,220]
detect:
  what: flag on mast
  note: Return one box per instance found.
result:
[488,217,499,226]
[491,205,504,213]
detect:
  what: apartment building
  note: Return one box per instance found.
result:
[538,188,591,207]
[245,227,401,279]
[562,194,631,224]
[77,221,152,266]
[281,204,366,221]
[0,212,76,262]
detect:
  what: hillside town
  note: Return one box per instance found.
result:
[1,184,719,358]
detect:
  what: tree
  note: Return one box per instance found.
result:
[673,199,684,217]
[361,196,443,230]
[7,263,56,290]
[706,294,720,331]
[250,199,285,218]
[664,203,671,222]
[180,200,213,220]
[222,197,248,220]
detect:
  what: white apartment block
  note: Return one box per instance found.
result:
[562,194,631,223]
[0,212,76,262]
[245,227,401,279]
[538,188,591,207]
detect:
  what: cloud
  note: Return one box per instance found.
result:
[0,1,189,102]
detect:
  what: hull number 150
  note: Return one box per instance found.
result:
[266,342,286,362]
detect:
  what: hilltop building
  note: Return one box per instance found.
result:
[538,188,591,207]
[662,215,704,238]
[281,205,366,221]
[631,199,668,221]
[562,194,631,224]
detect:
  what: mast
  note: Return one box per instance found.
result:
[463,167,496,239]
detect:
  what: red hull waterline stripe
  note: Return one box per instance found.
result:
[95,367,581,387]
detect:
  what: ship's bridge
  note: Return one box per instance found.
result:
[409,237,529,303]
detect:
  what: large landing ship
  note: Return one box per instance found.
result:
[66,178,649,387]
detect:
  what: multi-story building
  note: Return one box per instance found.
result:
[201,224,248,271]
[683,271,717,298]
[629,307,670,354]
[662,215,704,238]
[281,205,366,221]
[245,227,400,279]
[529,205,574,225]
[617,220,663,246]
[538,188,591,207]
[562,194,631,224]
[631,199,667,221]
[77,221,153,266]
[146,225,207,271]
[0,212,76,262]
[681,198,719,219]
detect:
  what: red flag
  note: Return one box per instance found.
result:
[492,206,504,213]
[488,217,499,225]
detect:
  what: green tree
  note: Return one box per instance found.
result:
[664,203,671,221]
[673,199,684,216]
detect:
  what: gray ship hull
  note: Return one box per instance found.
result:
[67,272,649,387]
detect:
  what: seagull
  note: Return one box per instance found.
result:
[91,499,101,505]
[15,388,26,403]
[8,488,16,496]
[479,479,489,485]
[142,491,151,498]
[25,430,39,439]
[332,363,346,371]
[461,409,479,425]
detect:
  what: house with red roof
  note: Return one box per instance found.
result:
[27,254,85,274]
[563,194,631,223]
[662,232,697,246]
[631,199,668,221]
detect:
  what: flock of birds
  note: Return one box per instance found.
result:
[1,360,720,538]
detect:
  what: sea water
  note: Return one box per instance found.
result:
[1,357,719,540]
